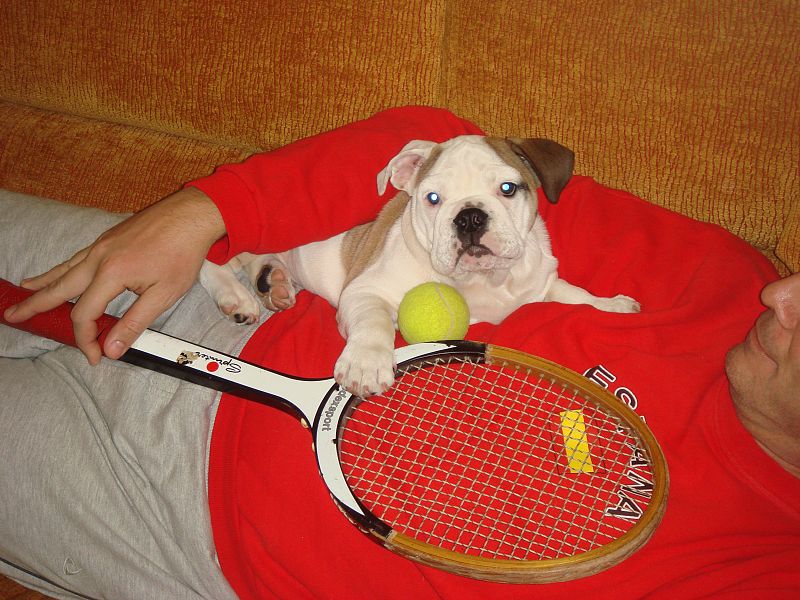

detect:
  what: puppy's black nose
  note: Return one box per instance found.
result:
[453,207,488,235]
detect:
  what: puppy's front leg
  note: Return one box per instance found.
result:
[334,293,397,397]
[545,278,640,313]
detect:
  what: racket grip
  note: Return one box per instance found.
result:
[0,278,119,349]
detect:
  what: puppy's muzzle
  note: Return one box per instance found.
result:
[453,207,492,258]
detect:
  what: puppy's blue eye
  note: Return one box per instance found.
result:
[426,192,441,205]
[500,182,518,197]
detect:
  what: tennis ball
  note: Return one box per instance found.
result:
[397,282,470,344]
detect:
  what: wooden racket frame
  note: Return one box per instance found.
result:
[372,344,669,583]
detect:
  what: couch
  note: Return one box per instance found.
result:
[1,0,798,275]
[0,0,797,597]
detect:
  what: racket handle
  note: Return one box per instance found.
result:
[0,278,119,349]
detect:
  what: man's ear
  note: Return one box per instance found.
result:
[505,138,575,204]
[377,140,438,195]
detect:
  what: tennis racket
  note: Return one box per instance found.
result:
[0,278,668,583]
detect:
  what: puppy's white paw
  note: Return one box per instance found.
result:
[255,264,297,312]
[334,343,396,397]
[215,286,262,324]
[595,294,641,314]
[200,261,263,325]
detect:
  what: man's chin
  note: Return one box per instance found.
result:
[724,342,756,406]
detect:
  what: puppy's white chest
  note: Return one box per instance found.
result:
[453,239,558,324]
[457,278,526,324]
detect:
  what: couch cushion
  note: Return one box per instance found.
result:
[0,101,249,212]
[0,0,446,149]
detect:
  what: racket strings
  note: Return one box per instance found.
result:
[450,370,522,553]
[497,374,583,558]
[352,358,470,521]
[388,359,475,523]
[344,359,616,557]
[451,366,567,557]
[476,364,634,558]
[339,355,651,561]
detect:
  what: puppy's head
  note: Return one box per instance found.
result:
[377,135,574,277]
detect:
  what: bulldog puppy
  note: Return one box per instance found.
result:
[200,135,639,396]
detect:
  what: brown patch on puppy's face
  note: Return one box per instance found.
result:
[484,137,574,204]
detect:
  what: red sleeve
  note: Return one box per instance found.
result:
[186,106,484,263]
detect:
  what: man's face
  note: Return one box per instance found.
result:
[725,272,800,460]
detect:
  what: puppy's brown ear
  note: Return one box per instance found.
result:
[505,138,574,204]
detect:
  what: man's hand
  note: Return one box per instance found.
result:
[2,187,226,364]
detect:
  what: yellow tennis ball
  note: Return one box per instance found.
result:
[397,282,470,344]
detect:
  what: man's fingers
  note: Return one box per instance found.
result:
[70,278,177,363]
[4,189,224,364]
[3,248,91,322]
[71,314,103,365]
[101,290,175,360]
[19,248,90,291]
[4,263,92,324]
[68,274,130,362]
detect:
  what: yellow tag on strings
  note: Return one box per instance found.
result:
[560,409,595,473]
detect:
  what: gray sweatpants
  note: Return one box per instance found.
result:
[0,189,249,600]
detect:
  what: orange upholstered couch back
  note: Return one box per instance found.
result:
[1,0,797,272]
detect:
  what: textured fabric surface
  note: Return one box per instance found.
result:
[444,0,799,273]
[0,102,250,213]
[0,0,445,148]
[0,0,797,271]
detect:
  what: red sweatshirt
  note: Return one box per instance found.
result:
[189,107,800,599]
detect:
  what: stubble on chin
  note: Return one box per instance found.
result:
[724,342,754,407]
